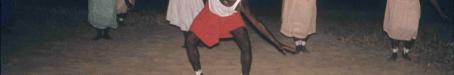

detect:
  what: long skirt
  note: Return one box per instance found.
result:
[280,0,317,39]
[384,0,421,41]
[190,4,244,47]
[166,0,204,31]
[88,0,118,29]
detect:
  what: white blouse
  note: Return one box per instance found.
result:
[208,0,242,17]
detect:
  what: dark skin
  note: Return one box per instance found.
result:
[428,0,454,43]
[185,0,296,75]
[429,0,452,23]
[237,0,297,54]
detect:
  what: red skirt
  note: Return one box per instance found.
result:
[190,5,245,47]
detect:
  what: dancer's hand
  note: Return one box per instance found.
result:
[441,15,453,24]
[277,43,298,55]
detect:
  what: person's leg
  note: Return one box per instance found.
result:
[94,28,104,40]
[117,13,127,25]
[182,31,190,47]
[231,28,252,75]
[125,0,134,10]
[102,28,113,39]
[402,40,415,61]
[294,38,309,53]
[389,39,400,61]
[182,31,204,48]
[185,32,203,75]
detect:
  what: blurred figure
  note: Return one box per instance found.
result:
[280,0,317,53]
[385,0,449,61]
[1,0,12,34]
[88,0,117,40]
[166,0,204,46]
[430,0,454,46]
[117,0,135,23]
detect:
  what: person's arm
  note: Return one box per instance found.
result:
[124,0,134,10]
[237,0,297,54]
[429,0,452,23]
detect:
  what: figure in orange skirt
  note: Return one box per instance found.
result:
[185,0,295,75]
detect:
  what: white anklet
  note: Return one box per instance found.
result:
[392,48,398,53]
[119,18,124,22]
[403,48,410,54]
[195,70,202,75]
[295,40,306,46]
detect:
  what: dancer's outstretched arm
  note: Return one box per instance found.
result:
[430,0,452,23]
[237,0,297,54]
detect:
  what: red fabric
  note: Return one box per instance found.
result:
[190,4,245,47]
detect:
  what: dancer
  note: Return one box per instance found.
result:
[385,0,449,61]
[185,0,295,75]
[280,0,317,53]
[88,0,117,40]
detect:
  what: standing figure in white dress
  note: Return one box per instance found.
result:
[88,0,117,40]
[385,0,449,61]
[166,0,205,47]
[280,0,317,53]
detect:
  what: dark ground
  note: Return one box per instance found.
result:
[1,0,453,75]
